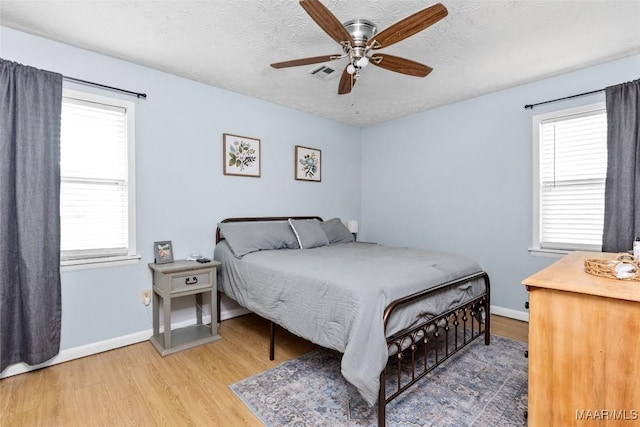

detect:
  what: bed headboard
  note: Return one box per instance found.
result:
[215,216,323,244]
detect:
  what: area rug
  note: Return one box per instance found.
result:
[230,335,528,426]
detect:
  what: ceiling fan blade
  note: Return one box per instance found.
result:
[338,67,355,95]
[368,2,447,49]
[271,55,341,69]
[299,0,354,46]
[370,54,433,77]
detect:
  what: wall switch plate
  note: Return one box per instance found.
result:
[141,290,151,305]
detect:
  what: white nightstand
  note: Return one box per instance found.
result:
[148,260,222,356]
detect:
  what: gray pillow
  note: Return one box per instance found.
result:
[218,221,299,258]
[288,218,330,249]
[321,217,355,243]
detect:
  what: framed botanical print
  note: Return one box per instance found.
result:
[295,145,321,182]
[223,133,261,177]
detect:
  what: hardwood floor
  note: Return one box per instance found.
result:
[491,313,529,343]
[0,314,528,426]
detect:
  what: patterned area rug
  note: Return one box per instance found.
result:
[231,335,528,426]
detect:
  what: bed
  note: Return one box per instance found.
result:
[214,216,490,426]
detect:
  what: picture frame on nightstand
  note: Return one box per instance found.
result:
[154,240,174,264]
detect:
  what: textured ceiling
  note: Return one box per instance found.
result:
[1,1,639,127]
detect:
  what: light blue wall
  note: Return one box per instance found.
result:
[360,54,640,313]
[0,27,361,351]
[3,24,639,357]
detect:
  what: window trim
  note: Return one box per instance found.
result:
[60,88,138,270]
[531,101,605,256]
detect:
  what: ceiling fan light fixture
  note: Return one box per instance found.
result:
[346,64,356,75]
[356,57,369,68]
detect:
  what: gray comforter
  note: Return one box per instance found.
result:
[215,241,485,405]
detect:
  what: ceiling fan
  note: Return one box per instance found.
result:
[270,0,448,95]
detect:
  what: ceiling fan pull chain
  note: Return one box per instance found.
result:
[349,72,354,107]
[350,75,358,114]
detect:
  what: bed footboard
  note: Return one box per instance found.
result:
[378,271,491,427]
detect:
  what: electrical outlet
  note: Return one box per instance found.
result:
[141,290,151,306]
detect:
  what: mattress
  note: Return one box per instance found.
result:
[214,241,486,405]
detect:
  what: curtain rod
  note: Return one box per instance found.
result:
[524,88,604,109]
[63,76,147,99]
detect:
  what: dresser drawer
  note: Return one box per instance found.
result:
[170,271,211,293]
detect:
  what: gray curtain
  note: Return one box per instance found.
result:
[0,59,63,372]
[602,79,640,253]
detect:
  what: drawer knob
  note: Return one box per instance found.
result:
[185,276,198,285]
[525,301,529,309]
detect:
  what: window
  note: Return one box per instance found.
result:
[532,103,607,253]
[60,89,137,267]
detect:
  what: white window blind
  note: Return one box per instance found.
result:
[60,91,135,261]
[536,105,607,251]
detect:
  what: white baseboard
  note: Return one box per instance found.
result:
[0,315,215,380]
[1,329,152,379]
[1,307,247,379]
[220,306,250,320]
[1,305,525,379]
[491,305,529,322]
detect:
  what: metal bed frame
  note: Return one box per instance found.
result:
[215,217,490,427]
[378,271,490,426]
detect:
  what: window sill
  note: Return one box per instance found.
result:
[61,254,142,272]
[529,247,604,259]
[528,248,569,259]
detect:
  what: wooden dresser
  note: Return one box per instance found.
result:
[522,251,640,426]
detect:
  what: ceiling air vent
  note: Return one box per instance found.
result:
[309,65,338,81]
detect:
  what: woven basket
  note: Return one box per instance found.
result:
[584,253,640,281]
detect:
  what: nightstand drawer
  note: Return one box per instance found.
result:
[171,271,211,293]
